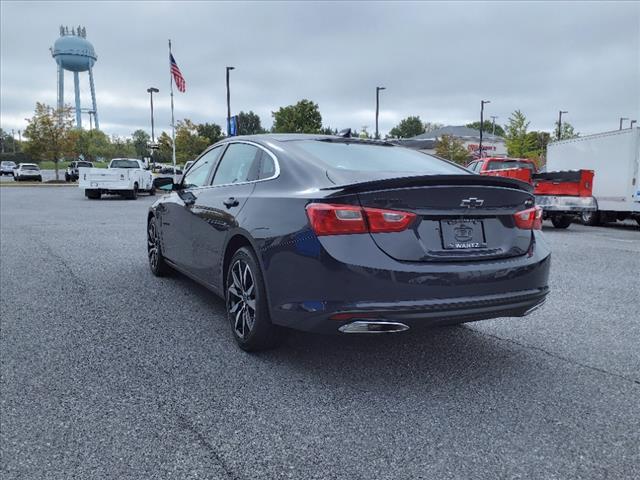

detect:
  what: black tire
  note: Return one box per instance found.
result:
[226,247,282,352]
[147,217,171,276]
[37,177,42,182]
[551,215,572,229]
[149,186,156,196]
[85,189,101,200]
[65,173,70,182]
[128,184,139,200]
[581,210,600,226]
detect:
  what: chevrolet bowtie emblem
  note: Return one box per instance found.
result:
[460,197,484,208]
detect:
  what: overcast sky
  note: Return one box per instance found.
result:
[1,1,638,138]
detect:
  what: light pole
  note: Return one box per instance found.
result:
[226,66,235,136]
[17,130,21,152]
[375,86,386,139]
[557,110,568,140]
[11,129,16,153]
[479,100,490,158]
[619,117,629,130]
[631,120,637,129]
[147,87,159,167]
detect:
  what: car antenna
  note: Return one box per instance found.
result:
[336,128,351,138]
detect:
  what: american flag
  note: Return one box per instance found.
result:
[170,53,186,92]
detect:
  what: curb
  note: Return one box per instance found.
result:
[0,182,77,187]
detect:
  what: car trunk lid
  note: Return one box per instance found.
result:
[325,175,535,262]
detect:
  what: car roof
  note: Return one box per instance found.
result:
[219,133,395,145]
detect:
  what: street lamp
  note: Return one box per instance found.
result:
[375,86,386,140]
[557,110,568,140]
[226,66,235,136]
[619,117,629,130]
[478,100,490,157]
[147,87,159,168]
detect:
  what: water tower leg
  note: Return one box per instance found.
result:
[88,67,99,130]
[57,64,64,111]
[73,71,82,128]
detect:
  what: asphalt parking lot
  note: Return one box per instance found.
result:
[1,186,639,480]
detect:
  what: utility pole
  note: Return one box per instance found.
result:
[17,130,21,151]
[226,66,235,136]
[557,110,568,140]
[479,100,490,158]
[619,117,628,130]
[490,115,498,148]
[375,86,385,139]
[11,129,16,153]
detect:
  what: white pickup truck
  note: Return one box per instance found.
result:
[79,158,154,200]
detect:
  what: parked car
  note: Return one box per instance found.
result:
[1,161,17,176]
[65,160,94,182]
[13,163,42,182]
[157,165,183,175]
[148,134,551,351]
[79,158,154,199]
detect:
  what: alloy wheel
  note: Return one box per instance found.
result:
[228,259,256,339]
[147,221,159,271]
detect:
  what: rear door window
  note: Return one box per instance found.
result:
[211,143,261,185]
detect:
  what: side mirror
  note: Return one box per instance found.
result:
[153,176,177,191]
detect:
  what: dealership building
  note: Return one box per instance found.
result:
[395,125,507,156]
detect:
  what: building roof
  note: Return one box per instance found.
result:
[411,125,504,143]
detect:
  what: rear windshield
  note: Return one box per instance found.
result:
[1,162,16,167]
[77,162,92,167]
[110,159,139,168]
[486,160,535,171]
[22,165,39,170]
[293,140,467,181]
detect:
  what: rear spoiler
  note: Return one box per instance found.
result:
[321,174,533,195]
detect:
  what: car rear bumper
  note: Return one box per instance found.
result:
[264,230,551,333]
[277,287,548,333]
[536,195,596,212]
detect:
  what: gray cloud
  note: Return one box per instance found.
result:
[1,1,638,137]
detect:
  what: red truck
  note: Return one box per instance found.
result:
[467,157,596,229]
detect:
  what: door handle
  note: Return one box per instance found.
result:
[223,197,240,208]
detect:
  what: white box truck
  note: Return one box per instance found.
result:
[546,128,640,226]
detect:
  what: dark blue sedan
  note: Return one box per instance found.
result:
[148,134,550,351]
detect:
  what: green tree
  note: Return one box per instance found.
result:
[236,111,264,135]
[435,134,470,165]
[75,129,112,162]
[23,103,76,180]
[175,119,209,163]
[157,131,173,163]
[110,135,136,159]
[466,120,505,137]
[196,122,224,145]
[0,128,20,153]
[505,110,536,158]
[131,129,150,158]
[553,121,579,141]
[272,99,322,133]
[388,116,425,139]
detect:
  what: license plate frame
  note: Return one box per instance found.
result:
[440,219,487,249]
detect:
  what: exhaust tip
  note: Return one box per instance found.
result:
[338,320,410,334]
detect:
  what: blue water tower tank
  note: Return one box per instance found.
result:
[52,34,97,72]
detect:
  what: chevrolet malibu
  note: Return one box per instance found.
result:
[148,134,550,351]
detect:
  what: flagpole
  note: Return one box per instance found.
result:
[169,39,177,184]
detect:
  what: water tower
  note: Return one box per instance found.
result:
[51,26,99,129]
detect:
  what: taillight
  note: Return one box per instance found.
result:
[513,206,542,230]
[306,203,416,236]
